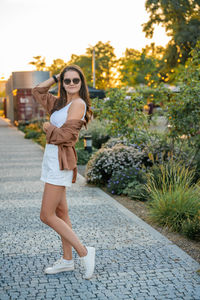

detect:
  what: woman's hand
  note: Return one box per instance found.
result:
[43,121,51,133]
[56,73,60,81]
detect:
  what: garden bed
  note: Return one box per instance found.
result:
[106,190,200,264]
[78,165,200,264]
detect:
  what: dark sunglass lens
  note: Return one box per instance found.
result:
[64,79,71,85]
[73,78,80,84]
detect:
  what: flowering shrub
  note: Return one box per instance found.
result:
[85,144,145,185]
[107,167,141,195]
[106,167,148,201]
[102,137,142,151]
[102,137,130,148]
[102,133,186,169]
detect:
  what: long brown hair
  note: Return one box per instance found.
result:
[51,64,93,126]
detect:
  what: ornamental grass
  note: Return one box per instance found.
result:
[145,159,200,239]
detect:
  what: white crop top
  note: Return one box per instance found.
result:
[50,101,86,128]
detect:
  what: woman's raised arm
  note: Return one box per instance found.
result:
[37,74,60,88]
[32,74,60,114]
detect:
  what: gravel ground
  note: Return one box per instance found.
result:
[1,123,200,299]
[78,165,200,265]
[108,193,200,265]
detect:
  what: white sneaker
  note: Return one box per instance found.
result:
[80,246,95,279]
[44,258,74,274]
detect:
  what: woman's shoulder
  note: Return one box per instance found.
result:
[69,98,86,109]
[67,98,86,120]
[73,98,86,105]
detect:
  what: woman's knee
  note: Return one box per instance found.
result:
[56,205,68,219]
[40,210,52,225]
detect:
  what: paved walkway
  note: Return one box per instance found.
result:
[0,118,200,300]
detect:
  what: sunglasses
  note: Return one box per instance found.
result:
[63,78,81,85]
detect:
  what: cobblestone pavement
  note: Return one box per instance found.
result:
[0,121,200,300]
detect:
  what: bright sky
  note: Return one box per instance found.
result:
[0,0,170,79]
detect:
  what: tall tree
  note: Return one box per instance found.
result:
[119,43,165,87]
[68,41,117,89]
[86,41,116,90]
[143,0,200,69]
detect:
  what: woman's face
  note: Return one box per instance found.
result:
[63,70,81,95]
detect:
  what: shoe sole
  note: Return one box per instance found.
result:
[84,247,95,280]
[44,266,74,274]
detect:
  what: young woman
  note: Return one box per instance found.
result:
[32,65,95,280]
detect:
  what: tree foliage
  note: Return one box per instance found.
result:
[167,41,200,149]
[47,59,66,75]
[143,0,200,69]
[119,43,165,86]
[93,88,148,140]
[29,40,117,89]
[67,54,92,86]
[29,56,46,71]
[29,56,68,75]
[64,41,117,89]
[86,41,117,90]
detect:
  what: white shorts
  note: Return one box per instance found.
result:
[40,144,73,187]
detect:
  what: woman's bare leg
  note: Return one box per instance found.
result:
[55,188,73,260]
[40,183,87,257]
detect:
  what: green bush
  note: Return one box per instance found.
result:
[142,132,200,183]
[86,144,145,185]
[93,88,148,140]
[76,149,95,165]
[106,167,148,201]
[145,160,200,238]
[75,139,84,149]
[147,186,200,232]
[167,42,200,148]
[24,122,42,133]
[79,119,110,149]
[24,131,41,139]
[35,133,46,148]
[123,180,149,201]
[178,143,200,184]
[106,167,141,195]
[18,123,27,132]
[181,215,200,241]
[142,133,188,164]
[16,121,46,147]
[192,151,200,183]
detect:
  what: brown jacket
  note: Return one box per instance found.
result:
[32,86,86,183]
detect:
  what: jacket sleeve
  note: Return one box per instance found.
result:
[32,86,57,114]
[46,124,77,145]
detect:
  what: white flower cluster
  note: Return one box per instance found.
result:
[102,137,129,149]
[85,144,145,185]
